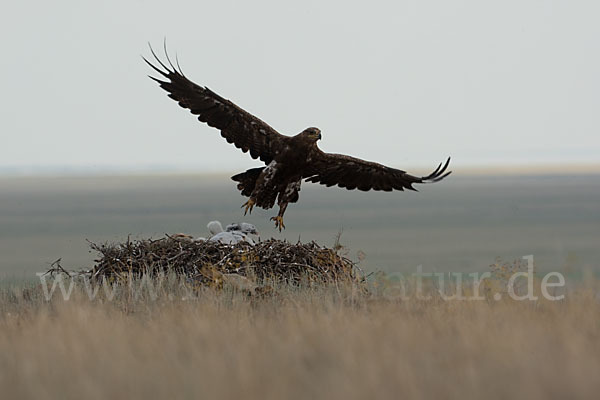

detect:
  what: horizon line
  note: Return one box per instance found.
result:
[1,162,600,178]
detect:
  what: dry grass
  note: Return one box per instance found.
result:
[0,280,599,400]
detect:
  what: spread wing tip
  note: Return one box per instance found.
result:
[421,157,452,183]
[142,55,168,78]
[144,41,187,82]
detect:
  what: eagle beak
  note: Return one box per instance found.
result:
[318,133,322,140]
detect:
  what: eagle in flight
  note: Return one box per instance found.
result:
[144,45,451,231]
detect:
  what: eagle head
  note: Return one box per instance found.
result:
[301,127,322,142]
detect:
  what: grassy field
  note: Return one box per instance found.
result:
[1,278,599,400]
[1,172,599,398]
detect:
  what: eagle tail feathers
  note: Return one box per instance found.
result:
[231,167,265,197]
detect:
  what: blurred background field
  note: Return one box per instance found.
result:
[1,171,599,279]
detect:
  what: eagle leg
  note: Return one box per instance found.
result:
[241,198,256,215]
[270,202,288,231]
[270,215,285,231]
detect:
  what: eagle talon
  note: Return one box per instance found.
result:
[270,216,285,231]
[242,198,255,215]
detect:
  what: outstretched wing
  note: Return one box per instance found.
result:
[144,45,288,163]
[305,151,451,191]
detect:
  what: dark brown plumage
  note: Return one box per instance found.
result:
[144,45,451,230]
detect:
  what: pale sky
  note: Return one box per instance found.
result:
[1,0,598,174]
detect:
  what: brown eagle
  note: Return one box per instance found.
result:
[144,46,451,231]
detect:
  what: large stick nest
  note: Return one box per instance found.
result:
[83,236,360,286]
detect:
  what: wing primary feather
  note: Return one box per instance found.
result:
[432,171,452,182]
[147,43,170,72]
[422,157,452,182]
[429,161,443,177]
[163,38,176,71]
[175,53,185,76]
[430,157,450,178]
[437,157,451,175]
[441,157,451,173]
[147,75,167,84]
[143,57,168,77]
